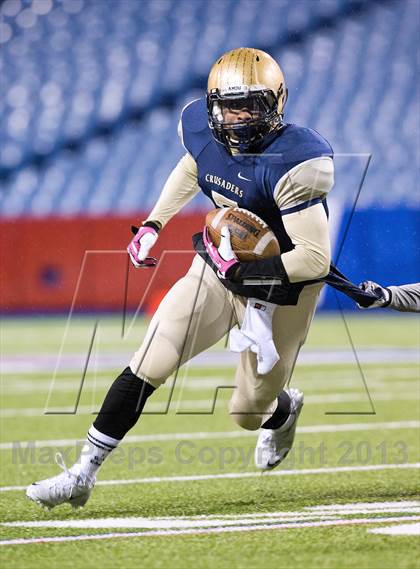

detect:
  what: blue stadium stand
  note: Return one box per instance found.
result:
[0,0,418,217]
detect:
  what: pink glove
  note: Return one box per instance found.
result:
[127,225,158,268]
[203,225,239,278]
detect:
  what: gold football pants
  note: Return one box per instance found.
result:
[130,255,322,430]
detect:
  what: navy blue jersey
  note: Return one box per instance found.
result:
[181,97,333,253]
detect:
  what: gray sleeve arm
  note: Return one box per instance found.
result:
[387,283,420,313]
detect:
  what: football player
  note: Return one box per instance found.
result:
[27,48,335,509]
[359,281,420,312]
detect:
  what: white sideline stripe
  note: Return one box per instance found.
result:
[1,420,418,451]
[2,392,417,418]
[1,516,419,545]
[368,522,420,535]
[1,463,419,493]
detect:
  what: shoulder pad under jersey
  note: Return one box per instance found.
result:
[180,97,213,160]
[259,124,333,192]
[267,124,332,162]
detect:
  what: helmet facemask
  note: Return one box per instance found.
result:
[207,85,283,153]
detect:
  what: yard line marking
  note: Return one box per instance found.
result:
[2,363,417,394]
[0,515,339,529]
[1,347,418,374]
[1,392,418,418]
[308,501,420,511]
[1,463,419,493]
[1,420,418,450]
[368,522,420,535]
[0,376,234,393]
[1,516,419,545]
[4,503,419,529]
[182,378,418,391]
[5,504,419,528]
[184,502,420,518]
[296,506,420,516]
[2,376,417,395]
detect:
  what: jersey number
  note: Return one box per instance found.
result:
[211,190,238,208]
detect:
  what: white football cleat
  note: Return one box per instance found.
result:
[26,453,95,510]
[255,387,304,470]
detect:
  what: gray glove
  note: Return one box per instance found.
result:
[359,281,391,308]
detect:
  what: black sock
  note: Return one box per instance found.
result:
[93,366,155,440]
[261,390,291,429]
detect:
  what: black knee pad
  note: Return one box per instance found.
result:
[93,367,155,440]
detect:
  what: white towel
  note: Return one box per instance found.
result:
[229,298,280,375]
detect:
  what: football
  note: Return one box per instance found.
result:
[205,207,280,262]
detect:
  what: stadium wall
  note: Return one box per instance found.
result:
[323,208,420,310]
[0,209,418,313]
[0,215,202,314]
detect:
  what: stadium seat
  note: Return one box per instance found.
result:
[0,0,418,215]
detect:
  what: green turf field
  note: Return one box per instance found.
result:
[1,313,419,568]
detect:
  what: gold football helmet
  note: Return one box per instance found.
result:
[207,47,288,152]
